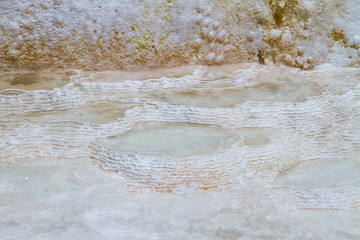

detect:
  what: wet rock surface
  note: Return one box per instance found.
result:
[0,64,359,239]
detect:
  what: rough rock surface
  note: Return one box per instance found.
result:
[1,0,359,70]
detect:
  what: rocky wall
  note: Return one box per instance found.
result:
[0,0,359,70]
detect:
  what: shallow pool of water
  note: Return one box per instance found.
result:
[151,81,322,108]
[97,122,232,157]
[276,157,360,188]
[5,100,135,124]
[0,70,75,91]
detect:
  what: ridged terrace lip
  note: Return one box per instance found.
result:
[0,63,359,239]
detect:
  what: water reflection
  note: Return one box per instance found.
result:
[97,122,232,157]
[0,70,75,91]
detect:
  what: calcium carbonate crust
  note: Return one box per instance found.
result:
[1,64,359,212]
[0,0,359,71]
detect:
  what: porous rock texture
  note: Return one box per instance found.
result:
[0,0,359,71]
